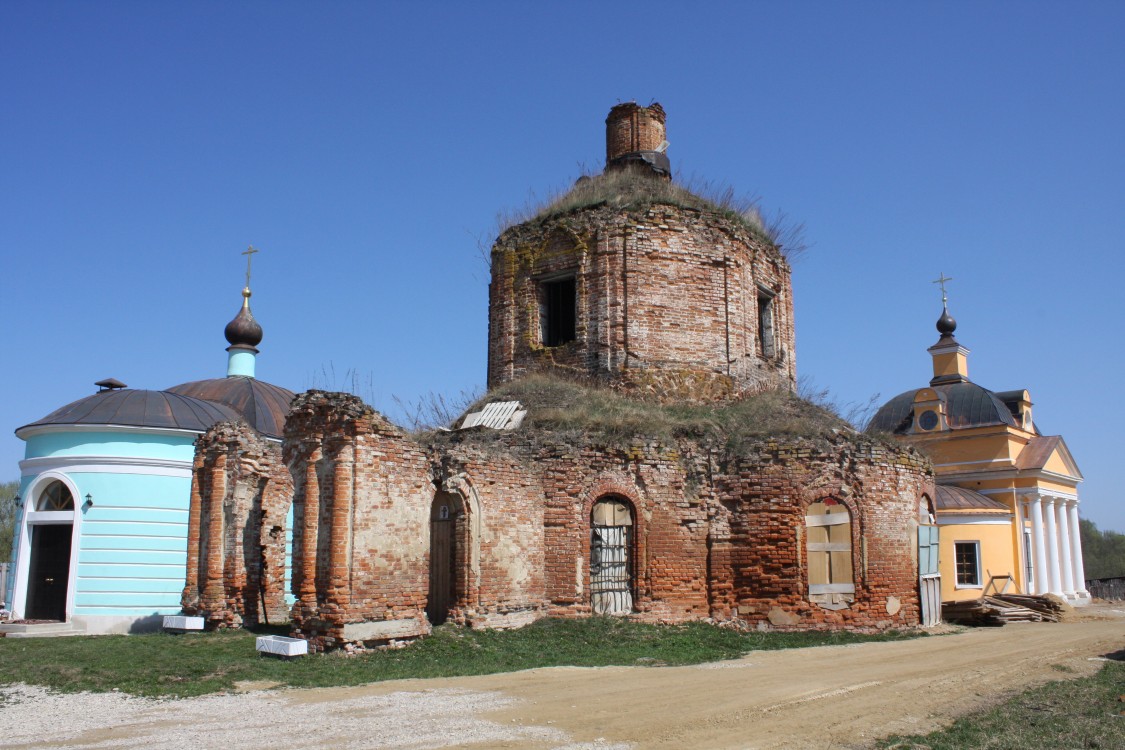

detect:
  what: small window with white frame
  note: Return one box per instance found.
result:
[954,540,981,587]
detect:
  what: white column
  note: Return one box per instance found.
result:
[1054,498,1075,597]
[1028,494,1048,595]
[1043,497,1062,595]
[1067,501,1089,598]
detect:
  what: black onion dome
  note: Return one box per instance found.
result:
[936,306,957,337]
[165,378,295,439]
[224,290,263,348]
[867,381,1018,435]
[16,389,241,435]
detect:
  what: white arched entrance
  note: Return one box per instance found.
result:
[12,472,83,622]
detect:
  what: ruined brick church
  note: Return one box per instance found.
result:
[182,104,935,651]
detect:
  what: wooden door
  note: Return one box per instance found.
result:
[918,524,941,627]
[27,525,72,621]
[427,499,456,625]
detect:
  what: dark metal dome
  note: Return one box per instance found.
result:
[17,389,241,435]
[224,290,263,349]
[867,381,1018,435]
[165,378,295,439]
[936,306,957,337]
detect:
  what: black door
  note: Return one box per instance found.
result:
[27,525,72,621]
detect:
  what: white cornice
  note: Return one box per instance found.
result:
[19,455,192,478]
[932,458,1013,469]
[936,467,1080,488]
[16,423,203,441]
[1015,488,1080,502]
[937,514,1012,525]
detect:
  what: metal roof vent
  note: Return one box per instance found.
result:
[95,378,128,392]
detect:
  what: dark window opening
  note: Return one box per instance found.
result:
[540,277,576,347]
[954,541,981,587]
[757,288,776,358]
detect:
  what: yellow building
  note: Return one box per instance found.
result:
[869,300,1088,605]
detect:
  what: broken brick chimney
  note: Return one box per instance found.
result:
[605,101,671,179]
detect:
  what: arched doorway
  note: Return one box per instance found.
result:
[26,481,76,621]
[427,492,460,625]
[590,497,634,615]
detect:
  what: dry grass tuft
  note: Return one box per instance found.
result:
[496,170,807,261]
[443,373,863,451]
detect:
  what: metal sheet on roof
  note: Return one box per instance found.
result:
[460,401,527,430]
[18,389,241,434]
[1014,435,1061,471]
[935,485,1011,513]
[867,382,1018,435]
[166,378,295,439]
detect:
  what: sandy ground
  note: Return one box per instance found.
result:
[2,604,1123,750]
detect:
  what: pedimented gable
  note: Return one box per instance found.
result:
[1015,435,1083,481]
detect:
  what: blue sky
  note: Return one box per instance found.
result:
[2,2,1123,529]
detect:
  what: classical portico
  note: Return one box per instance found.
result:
[1024,492,1089,603]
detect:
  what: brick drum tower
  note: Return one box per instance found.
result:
[487,102,796,399]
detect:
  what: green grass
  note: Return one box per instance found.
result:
[0,617,920,699]
[877,659,1125,749]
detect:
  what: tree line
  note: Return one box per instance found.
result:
[1080,518,1125,580]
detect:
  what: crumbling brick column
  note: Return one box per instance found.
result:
[284,390,433,652]
[182,421,292,628]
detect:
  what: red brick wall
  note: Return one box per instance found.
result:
[488,205,796,399]
[189,391,933,650]
[182,421,292,628]
[606,102,667,162]
[283,390,434,652]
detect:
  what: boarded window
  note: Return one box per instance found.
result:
[590,498,633,615]
[954,541,981,587]
[757,287,776,358]
[805,500,854,596]
[540,277,576,347]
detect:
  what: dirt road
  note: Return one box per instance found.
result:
[3,605,1123,750]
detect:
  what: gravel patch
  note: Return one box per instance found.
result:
[0,684,630,749]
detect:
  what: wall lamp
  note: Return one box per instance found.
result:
[84,493,94,509]
[12,494,21,508]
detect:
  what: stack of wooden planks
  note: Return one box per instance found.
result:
[942,594,1066,626]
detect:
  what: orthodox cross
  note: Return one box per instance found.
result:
[932,272,953,305]
[242,245,259,289]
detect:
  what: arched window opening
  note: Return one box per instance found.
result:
[806,499,855,608]
[918,494,936,525]
[37,481,74,511]
[590,497,634,615]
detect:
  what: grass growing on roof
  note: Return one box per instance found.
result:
[435,373,879,452]
[499,169,800,255]
[0,618,921,699]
